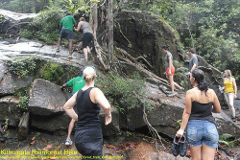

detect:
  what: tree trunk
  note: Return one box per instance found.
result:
[90,2,108,70]
[107,0,113,62]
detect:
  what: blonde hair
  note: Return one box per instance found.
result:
[83,67,96,83]
[225,70,232,79]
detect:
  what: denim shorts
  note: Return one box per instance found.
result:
[186,120,219,148]
[60,29,73,39]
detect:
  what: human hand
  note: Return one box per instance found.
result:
[105,114,112,125]
[234,95,237,99]
[176,129,184,137]
[164,72,166,75]
[168,70,171,75]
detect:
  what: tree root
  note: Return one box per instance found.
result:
[116,47,153,69]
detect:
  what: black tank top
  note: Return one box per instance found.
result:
[76,87,101,127]
[189,101,214,123]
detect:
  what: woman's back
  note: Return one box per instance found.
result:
[188,88,215,123]
[81,21,92,34]
[76,87,101,127]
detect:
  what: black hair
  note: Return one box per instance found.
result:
[162,45,170,50]
[192,69,208,93]
[66,13,71,16]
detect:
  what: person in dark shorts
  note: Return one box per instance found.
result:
[57,13,76,56]
[63,66,112,159]
[176,69,221,160]
[60,73,85,145]
[74,17,94,61]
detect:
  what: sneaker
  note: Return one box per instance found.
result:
[179,88,185,94]
[167,93,175,97]
[179,136,187,157]
[232,117,236,122]
[172,136,180,156]
[65,139,72,145]
[56,49,60,52]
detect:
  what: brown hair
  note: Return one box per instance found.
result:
[80,17,85,21]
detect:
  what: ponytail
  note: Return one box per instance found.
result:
[192,69,208,94]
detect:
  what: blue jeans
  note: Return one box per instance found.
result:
[186,120,219,148]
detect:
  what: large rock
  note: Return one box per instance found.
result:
[0,9,38,36]
[18,112,30,140]
[114,11,180,77]
[0,96,21,127]
[0,61,33,96]
[28,79,67,116]
[31,113,71,132]
[119,82,240,138]
[100,107,120,137]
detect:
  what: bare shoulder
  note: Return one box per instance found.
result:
[92,87,103,94]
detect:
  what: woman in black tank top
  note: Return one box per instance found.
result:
[63,66,112,159]
[176,69,221,160]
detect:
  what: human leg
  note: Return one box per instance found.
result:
[83,48,88,60]
[201,144,216,160]
[189,146,202,160]
[68,39,73,56]
[168,75,175,94]
[225,93,236,118]
[87,46,91,53]
[65,119,75,145]
[57,38,62,51]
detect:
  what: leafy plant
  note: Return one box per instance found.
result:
[39,61,65,83]
[18,96,29,111]
[14,86,31,111]
[219,133,239,147]
[96,72,146,113]
[6,57,36,78]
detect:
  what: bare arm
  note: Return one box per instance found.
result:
[190,63,197,73]
[60,83,67,88]
[94,88,112,125]
[176,90,192,137]
[75,21,83,32]
[232,78,237,97]
[63,92,78,121]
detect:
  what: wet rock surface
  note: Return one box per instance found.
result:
[0,96,21,127]
[28,79,67,116]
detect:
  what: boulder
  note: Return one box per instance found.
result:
[31,113,71,132]
[100,107,120,137]
[0,96,21,127]
[28,79,67,116]
[119,82,240,138]
[0,9,39,36]
[0,61,32,96]
[18,112,30,140]
[114,11,180,77]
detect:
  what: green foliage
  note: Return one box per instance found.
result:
[118,130,133,136]
[18,96,29,111]
[219,133,239,147]
[20,29,34,39]
[5,57,36,78]
[97,72,146,112]
[39,61,64,83]
[15,86,31,111]
[28,9,64,44]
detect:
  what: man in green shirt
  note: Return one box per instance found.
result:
[60,75,85,145]
[57,13,76,57]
